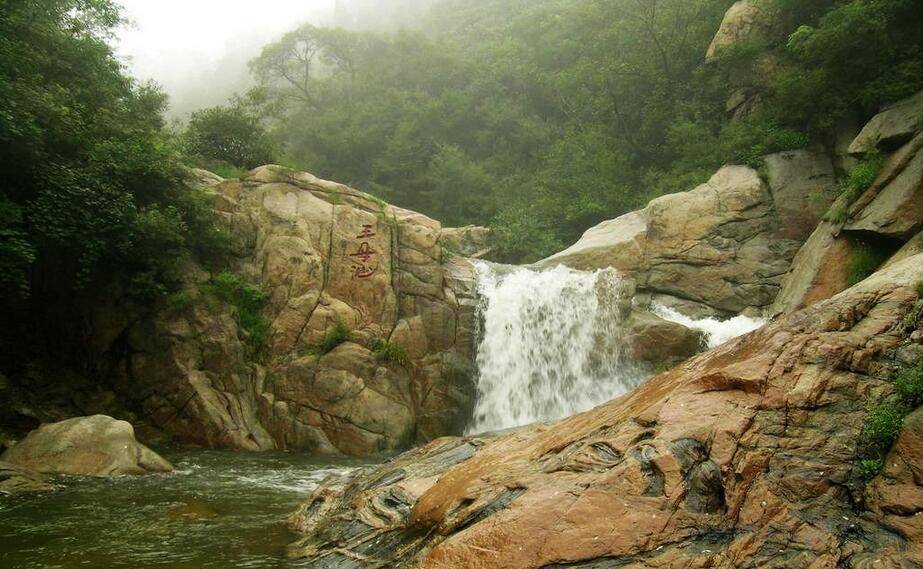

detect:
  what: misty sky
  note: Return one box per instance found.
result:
[115,0,337,117]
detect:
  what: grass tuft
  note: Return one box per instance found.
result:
[304,321,352,358]
[369,338,409,366]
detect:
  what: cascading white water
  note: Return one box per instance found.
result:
[467,262,643,434]
[651,304,766,348]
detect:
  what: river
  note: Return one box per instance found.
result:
[0,450,367,568]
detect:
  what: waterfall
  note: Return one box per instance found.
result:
[467,262,643,434]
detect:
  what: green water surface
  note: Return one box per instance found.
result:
[0,450,367,568]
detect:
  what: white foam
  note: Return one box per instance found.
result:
[468,262,642,433]
[651,304,766,348]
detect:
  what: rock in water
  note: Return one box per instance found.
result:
[0,461,55,495]
[288,253,923,567]
[1,415,173,477]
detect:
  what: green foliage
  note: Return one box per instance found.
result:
[0,0,224,307]
[859,458,884,480]
[826,153,886,223]
[369,338,409,366]
[205,271,269,356]
[846,239,890,287]
[895,362,923,408]
[305,321,353,357]
[858,360,923,478]
[915,279,923,298]
[183,103,276,170]
[239,0,919,263]
[0,199,36,295]
[862,403,905,458]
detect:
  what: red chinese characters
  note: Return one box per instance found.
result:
[350,224,379,279]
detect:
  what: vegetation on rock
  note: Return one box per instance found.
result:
[183,0,923,263]
[859,359,923,478]
[205,271,269,356]
[369,338,410,367]
[846,238,891,287]
[304,321,353,358]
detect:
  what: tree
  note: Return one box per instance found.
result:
[0,0,224,371]
[184,103,277,170]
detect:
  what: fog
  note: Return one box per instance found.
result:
[115,0,337,118]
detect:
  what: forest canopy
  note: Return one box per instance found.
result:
[220,0,922,262]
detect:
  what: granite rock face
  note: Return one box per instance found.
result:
[849,89,923,155]
[540,166,803,314]
[287,253,923,568]
[108,166,481,456]
[773,130,923,316]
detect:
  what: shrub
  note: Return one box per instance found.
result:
[916,279,923,297]
[183,103,277,170]
[859,458,884,481]
[205,271,269,356]
[862,403,905,459]
[305,321,353,357]
[369,339,409,366]
[846,240,889,287]
[895,363,923,409]
[826,153,886,224]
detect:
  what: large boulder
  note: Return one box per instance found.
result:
[849,89,923,155]
[623,310,705,366]
[764,149,838,241]
[539,166,801,314]
[539,210,647,274]
[846,132,923,240]
[439,225,491,258]
[106,166,479,457]
[769,221,854,316]
[287,253,923,568]
[773,129,923,316]
[705,0,777,62]
[0,415,173,477]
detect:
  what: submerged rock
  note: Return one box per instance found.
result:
[0,415,173,477]
[288,253,923,567]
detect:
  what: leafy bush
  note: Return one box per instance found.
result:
[183,103,277,170]
[304,321,353,358]
[826,153,885,224]
[862,403,905,458]
[369,339,409,366]
[846,239,890,287]
[859,458,884,480]
[205,271,269,356]
[895,363,923,408]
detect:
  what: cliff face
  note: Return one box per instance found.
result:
[287,252,923,568]
[96,166,483,456]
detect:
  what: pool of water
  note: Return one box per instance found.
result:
[0,450,369,568]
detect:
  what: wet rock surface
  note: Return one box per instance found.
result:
[287,254,923,568]
[0,415,172,477]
